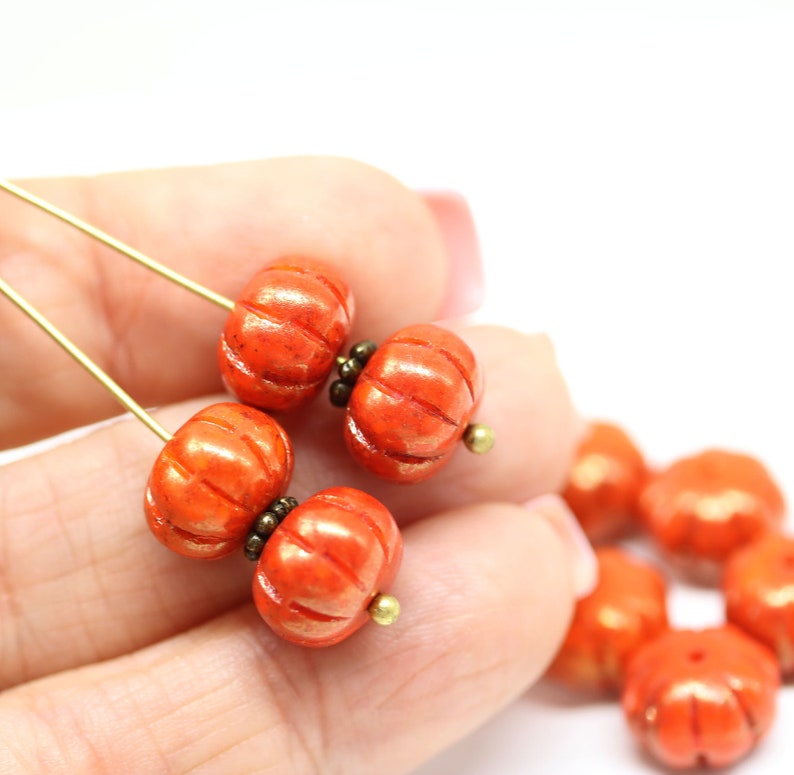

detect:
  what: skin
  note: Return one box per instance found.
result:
[0,158,583,774]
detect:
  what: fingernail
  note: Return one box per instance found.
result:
[525,494,599,600]
[421,191,484,318]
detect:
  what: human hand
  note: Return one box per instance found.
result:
[0,158,595,774]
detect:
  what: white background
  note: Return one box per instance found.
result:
[2,1,794,772]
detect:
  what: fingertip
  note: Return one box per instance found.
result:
[421,191,484,319]
[523,493,599,599]
[455,326,583,499]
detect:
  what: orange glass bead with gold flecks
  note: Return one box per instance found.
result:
[638,449,785,581]
[547,546,668,693]
[561,421,647,543]
[252,487,402,647]
[724,533,794,677]
[219,257,354,413]
[622,625,780,769]
[145,402,294,559]
[344,323,483,483]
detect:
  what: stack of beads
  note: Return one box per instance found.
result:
[548,421,791,770]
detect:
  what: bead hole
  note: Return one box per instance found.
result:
[687,649,706,663]
[782,554,794,571]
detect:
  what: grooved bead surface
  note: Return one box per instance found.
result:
[144,402,293,559]
[561,421,647,543]
[252,486,402,647]
[639,449,785,578]
[344,323,483,483]
[723,533,794,676]
[219,257,354,412]
[547,547,668,693]
[622,626,779,770]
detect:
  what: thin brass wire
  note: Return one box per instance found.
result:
[0,178,234,311]
[0,277,173,443]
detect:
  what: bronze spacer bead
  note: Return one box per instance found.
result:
[330,380,353,406]
[281,496,299,511]
[244,532,266,561]
[338,357,363,384]
[253,511,279,537]
[350,339,377,363]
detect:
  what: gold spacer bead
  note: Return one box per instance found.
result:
[368,593,401,626]
[463,423,495,454]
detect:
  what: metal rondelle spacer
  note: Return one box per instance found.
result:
[329,340,378,406]
[244,496,301,560]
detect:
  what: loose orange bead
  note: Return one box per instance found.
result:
[252,487,402,647]
[724,533,794,677]
[219,257,354,412]
[638,449,785,580]
[145,402,294,559]
[547,546,668,693]
[344,323,483,483]
[622,625,780,769]
[561,421,647,543]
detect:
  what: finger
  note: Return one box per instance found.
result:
[0,158,451,447]
[282,325,583,518]
[0,502,575,775]
[423,191,484,319]
[0,325,579,687]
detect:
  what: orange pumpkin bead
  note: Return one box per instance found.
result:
[561,421,647,543]
[219,258,354,412]
[724,533,794,677]
[638,449,785,580]
[344,323,483,483]
[622,626,780,769]
[547,546,668,693]
[145,402,293,559]
[252,487,402,647]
